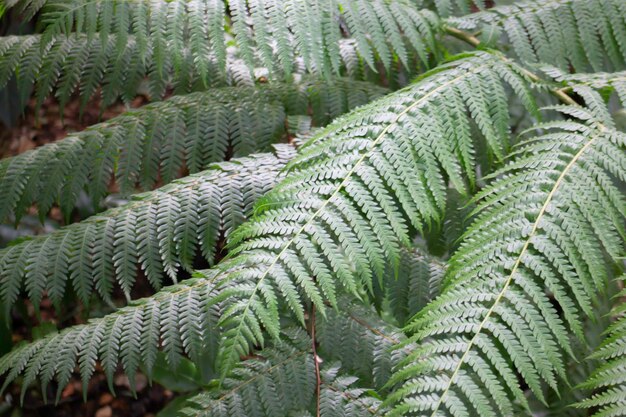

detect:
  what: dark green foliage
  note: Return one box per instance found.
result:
[178,328,385,417]
[0,33,228,109]
[0,271,225,400]
[174,300,409,416]
[375,248,445,326]
[179,328,317,416]
[0,273,411,411]
[576,287,626,417]
[1,1,626,416]
[0,78,386,222]
[317,301,411,390]
[0,148,292,310]
[0,0,440,103]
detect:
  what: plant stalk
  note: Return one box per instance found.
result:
[443,25,578,106]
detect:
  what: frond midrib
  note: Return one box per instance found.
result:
[222,59,495,356]
[428,119,607,416]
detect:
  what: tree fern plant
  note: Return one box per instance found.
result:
[0,1,625,416]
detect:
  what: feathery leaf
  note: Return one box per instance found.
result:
[0,50,537,394]
[1,0,441,93]
[212,50,536,376]
[0,148,293,310]
[387,105,626,416]
[0,79,386,222]
[450,0,626,72]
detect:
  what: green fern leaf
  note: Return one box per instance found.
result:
[0,271,223,395]
[0,50,536,395]
[1,0,440,97]
[0,33,238,106]
[576,290,626,417]
[0,148,293,310]
[387,105,626,416]
[213,50,536,376]
[0,79,385,222]
[450,0,626,72]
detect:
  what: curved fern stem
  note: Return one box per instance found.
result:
[542,67,626,107]
[444,25,579,106]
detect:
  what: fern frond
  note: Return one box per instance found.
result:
[316,366,384,417]
[0,148,293,310]
[0,79,386,222]
[387,105,626,416]
[2,0,441,85]
[0,33,389,108]
[0,87,283,221]
[318,299,411,390]
[178,328,384,416]
[374,248,446,326]
[178,328,316,416]
[450,0,626,72]
[0,33,225,108]
[212,50,536,376]
[0,270,223,399]
[0,293,396,411]
[0,50,537,394]
[576,290,626,417]
[177,299,405,417]
[542,66,626,107]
